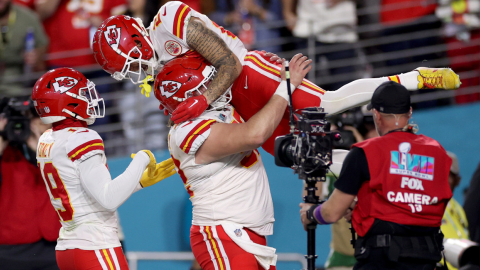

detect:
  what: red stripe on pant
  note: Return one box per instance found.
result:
[231,50,323,155]
[191,225,276,270]
[56,246,128,270]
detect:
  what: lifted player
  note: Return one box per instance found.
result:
[92,1,461,136]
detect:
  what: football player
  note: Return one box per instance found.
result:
[32,68,176,270]
[92,1,461,129]
[159,53,311,270]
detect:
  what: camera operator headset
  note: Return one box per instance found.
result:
[300,81,453,270]
[0,97,60,270]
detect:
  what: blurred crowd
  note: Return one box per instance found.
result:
[0,0,480,154]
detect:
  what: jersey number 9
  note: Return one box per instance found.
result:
[39,162,75,222]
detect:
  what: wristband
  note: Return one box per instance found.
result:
[274,81,296,103]
[314,204,332,225]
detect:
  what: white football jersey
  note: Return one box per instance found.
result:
[168,105,275,236]
[36,127,120,250]
[148,1,248,65]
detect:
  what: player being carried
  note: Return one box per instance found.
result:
[92,1,461,154]
[32,68,176,270]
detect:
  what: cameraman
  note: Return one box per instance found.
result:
[300,81,453,270]
[320,108,379,270]
[0,97,60,270]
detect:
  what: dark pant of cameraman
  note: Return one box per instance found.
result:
[0,239,58,270]
[353,220,443,270]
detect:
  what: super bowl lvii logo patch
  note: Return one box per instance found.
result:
[390,142,434,180]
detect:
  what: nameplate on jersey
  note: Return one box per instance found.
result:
[390,142,434,180]
[37,142,54,158]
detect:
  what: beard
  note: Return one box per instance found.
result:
[0,2,11,19]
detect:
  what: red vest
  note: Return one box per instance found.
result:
[352,132,452,237]
[0,145,61,244]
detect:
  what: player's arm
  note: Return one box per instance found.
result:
[77,152,150,211]
[171,17,243,123]
[195,54,311,164]
[186,17,242,104]
[300,147,368,229]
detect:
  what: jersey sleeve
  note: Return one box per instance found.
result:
[159,1,193,43]
[174,119,216,155]
[66,129,105,163]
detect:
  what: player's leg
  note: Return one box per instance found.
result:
[232,51,323,155]
[236,52,460,117]
[322,68,461,115]
[56,247,129,270]
[233,51,460,155]
[236,50,324,112]
[191,225,262,270]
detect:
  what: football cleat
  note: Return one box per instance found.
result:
[415,67,461,90]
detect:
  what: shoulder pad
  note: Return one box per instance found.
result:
[173,118,216,154]
[66,128,104,162]
[160,1,192,40]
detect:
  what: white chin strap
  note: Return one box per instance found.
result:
[62,109,95,125]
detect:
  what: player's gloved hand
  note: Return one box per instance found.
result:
[159,104,170,116]
[171,95,208,124]
[131,150,156,177]
[138,158,176,187]
[139,75,153,97]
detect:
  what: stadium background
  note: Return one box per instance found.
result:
[2,0,480,268]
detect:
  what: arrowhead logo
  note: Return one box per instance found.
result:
[104,25,121,51]
[52,77,79,93]
[160,81,182,98]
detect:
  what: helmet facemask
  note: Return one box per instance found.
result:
[114,44,157,84]
[113,18,157,84]
[64,80,105,125]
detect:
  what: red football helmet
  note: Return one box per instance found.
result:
[93,15,157,84]
[154,55,233,114]
[31,68,105,125]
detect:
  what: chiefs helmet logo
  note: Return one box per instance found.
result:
[52,77,79,93]
[104,25,121,51]
[160,81,182,98]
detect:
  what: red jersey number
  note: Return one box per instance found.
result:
[240,149,259,168]
[171,155,194,198]
[39,162,75,222]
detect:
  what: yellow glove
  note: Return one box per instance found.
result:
[131,150,156,178]
[139,75,153,97]
[138,158,176,188]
